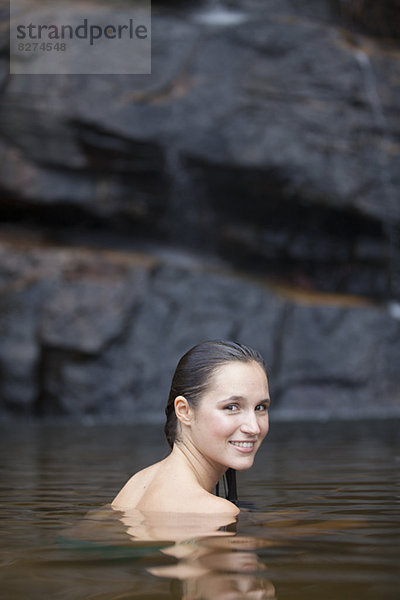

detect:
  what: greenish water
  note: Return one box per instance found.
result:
[0,421,399,599]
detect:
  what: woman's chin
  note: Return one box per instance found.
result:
[228,457,255,471]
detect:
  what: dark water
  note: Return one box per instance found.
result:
[1,421,399,600]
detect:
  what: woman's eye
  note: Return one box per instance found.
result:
[255,404,268,412]
[224,404,239,412]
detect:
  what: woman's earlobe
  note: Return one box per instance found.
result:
[174,395,192,426]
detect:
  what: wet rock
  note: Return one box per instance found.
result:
[40,261,147,354]
[0,240,399,422]
[274,303,400,419]
[1,0,399,298]
[0,277,44,413]
[0,242,154,417]
[335,0,400,40]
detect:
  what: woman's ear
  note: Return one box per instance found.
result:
[174,395,192,427]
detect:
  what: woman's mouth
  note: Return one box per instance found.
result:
[229,441,256,453]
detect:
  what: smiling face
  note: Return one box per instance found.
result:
[188,360,270,472]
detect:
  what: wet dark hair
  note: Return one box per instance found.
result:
[164,340,267,504]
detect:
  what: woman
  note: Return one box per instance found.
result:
[112,340,270,516]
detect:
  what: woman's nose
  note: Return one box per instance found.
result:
[240,412,261,435]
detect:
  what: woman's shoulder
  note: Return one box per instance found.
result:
[196,491,240,516]
[111,461,163,509]
[112,458,239,517]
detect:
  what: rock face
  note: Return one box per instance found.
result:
[1,0,400,299]
[336,0,400,40]
[1,0,400,421]
[0,239,399,422]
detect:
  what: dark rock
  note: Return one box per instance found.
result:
[0,241,154,417]
[1,0,399,298]
[0,278,44,414]
[40,260,148,354]
[335,0,400,41]
[0,239,399,422]
[274,303,400,419]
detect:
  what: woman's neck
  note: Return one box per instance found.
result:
[168,442,226,494]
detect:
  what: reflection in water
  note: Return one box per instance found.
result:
[116,506,238,543]
[65,506,276,599]
[64,496,386,600]
[173,572,275,600]
[63,500,377,600]
[1,421,399,600]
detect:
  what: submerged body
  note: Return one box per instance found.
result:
[112,343,270,516]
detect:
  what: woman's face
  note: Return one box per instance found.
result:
[189,361,270,472]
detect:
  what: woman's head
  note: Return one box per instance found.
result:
[164,340,267,450]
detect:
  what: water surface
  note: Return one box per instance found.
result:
[1,421,399,599]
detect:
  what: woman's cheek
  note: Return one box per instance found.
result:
[262,414,269,437]
[212,411,235,434]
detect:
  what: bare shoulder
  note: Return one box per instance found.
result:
[197,491,240,516]
[112,458,240,517]
[111,462,162,508]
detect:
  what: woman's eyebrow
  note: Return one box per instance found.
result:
[217,395,271,406]
[217,395,245,404]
